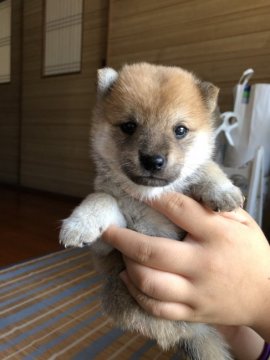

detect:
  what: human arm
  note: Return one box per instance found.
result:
[102,192,270,358]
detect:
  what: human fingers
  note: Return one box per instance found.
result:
[219,207,253,225]
[123,256,196,303]
[147,192,240,240]
[103,226,200,275]
[148,193,250,241]
[119,270,195,321]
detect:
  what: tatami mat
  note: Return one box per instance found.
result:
[0,248,180,359]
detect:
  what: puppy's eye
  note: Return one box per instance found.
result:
[120,121,137,135]
[174,125,189,139]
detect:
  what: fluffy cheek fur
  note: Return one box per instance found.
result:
[91,123,119,168]
[181,131,215,180]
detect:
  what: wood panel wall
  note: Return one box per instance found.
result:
[107,0,270,111]
[2,0,269,196]
[0,0,22,185]
[21,0,108,197]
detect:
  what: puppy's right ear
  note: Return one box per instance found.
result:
[197,81,219,113]
[97,67,118,97]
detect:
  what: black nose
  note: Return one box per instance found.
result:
[139,153,166,171]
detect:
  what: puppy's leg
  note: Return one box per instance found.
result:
[59,193,126,255]
[189,160,244,212]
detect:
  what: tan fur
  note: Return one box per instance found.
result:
[102,63,213,129]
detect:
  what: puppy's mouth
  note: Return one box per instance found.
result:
[129,175,170,187]
[121,161,180,187]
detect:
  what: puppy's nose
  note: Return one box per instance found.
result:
[139,153,166,171]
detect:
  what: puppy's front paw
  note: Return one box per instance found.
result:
[60,216,103,248]
[59,215,114,255]
[202,184,244,212]
[59,193,127,255]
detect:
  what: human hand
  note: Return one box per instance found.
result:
[102,192,270,343]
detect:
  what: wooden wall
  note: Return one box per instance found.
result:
[107,0,270,111]
[0,0,22,185]
[21,0,108,197]
[1,0,270,197]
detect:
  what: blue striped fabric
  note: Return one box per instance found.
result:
[0,248,180,359]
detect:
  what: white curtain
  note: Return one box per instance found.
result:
[0,0,11,83]
[44,0,83,76]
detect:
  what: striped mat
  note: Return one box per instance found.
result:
[0,248,180,359]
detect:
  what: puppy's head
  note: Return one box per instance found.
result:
[92,63,219,196]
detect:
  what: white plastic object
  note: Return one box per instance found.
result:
[233,68,254,114]
[245,146,264,226]
[238,68,254,86]
[214,111,239,146]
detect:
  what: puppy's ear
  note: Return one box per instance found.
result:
[97,67,118,97]
[197,81,219,112]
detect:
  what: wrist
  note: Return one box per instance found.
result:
[252,322,270,344]
[257,342,270,360]
[217,326,265,360]
[250,248,270,343]
[251,281,270,343]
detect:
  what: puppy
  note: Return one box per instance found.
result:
[60,63,243,360]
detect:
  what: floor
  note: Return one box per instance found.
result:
[1,185,269,268]
[0,185,80,268]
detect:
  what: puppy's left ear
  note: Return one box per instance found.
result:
[97,67,118,97]
[197,81,219,112]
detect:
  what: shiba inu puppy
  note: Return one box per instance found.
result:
[60,63,243,360]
